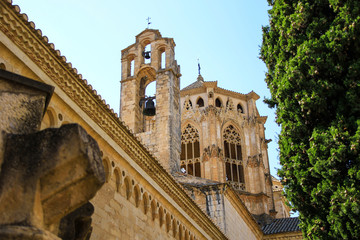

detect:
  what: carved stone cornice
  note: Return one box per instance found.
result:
[0,1,227,239]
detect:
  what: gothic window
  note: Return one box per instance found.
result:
[180,124,201,177]
[215,98,222,107]
[223,125,245,190]
[237,103,243,113]
[196,97,204,107]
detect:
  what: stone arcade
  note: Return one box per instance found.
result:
[0,1,302,239]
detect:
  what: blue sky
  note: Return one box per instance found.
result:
[12,0,281,177]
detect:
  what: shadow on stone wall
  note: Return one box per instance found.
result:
[0,69,105,240]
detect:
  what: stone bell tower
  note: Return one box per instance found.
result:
[120,29,181,174]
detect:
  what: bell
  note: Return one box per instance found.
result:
[142,51,151,59]
[143,98,156,116]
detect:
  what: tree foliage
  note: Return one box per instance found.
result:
[261,0,360,239]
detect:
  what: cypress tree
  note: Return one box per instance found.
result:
[261,0,360,239]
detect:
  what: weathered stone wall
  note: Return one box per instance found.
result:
[180,86,276,217]
[0,2,302,238]
[0,69,105,240]
[0,10,228,239]
[120,30,181,174]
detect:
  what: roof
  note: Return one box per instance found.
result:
[174,173,223,188]
[182,75,205,91]
[262,217,301,235]
[180,75,260,101]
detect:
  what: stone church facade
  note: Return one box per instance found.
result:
[0,0,301,239]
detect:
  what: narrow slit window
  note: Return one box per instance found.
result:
[180,144,186,160]
[232,164,239,182]
[188,164,194,176]
[161,51,166,69]
[130,59,135,76]
[239,165,245,183]
[226,162,231,181]
[195,162,201,177]
[194,141,200,158]
[237,104,243,113]
[224,141,230,158]
[215,98,222,107]
[187,142,193,160]
[236,145,242,160]
[197,98,204,107]
[230,143,236,159]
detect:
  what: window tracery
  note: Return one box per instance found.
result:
[180,124,201,177]
[223,125,245,190]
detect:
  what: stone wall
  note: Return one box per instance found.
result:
[224,196,258,240]
[0,5,228,238]
[180,85,276,218]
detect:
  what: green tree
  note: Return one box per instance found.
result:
[261,0,360,239]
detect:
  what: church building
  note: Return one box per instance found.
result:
[0,1,301,239]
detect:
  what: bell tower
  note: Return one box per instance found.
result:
[120,29,181,173]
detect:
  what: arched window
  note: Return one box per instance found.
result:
[130,59,135,76]
[237,104,243,113]
[161,51,166,69]
[127,55,135,77]
[215,98,222,107]
[223,125,245,190]
[196,97,204,107]
[180,124,201,177]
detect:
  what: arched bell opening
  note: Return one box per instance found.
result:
[142,42,151,64]
[137,67,157,133]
